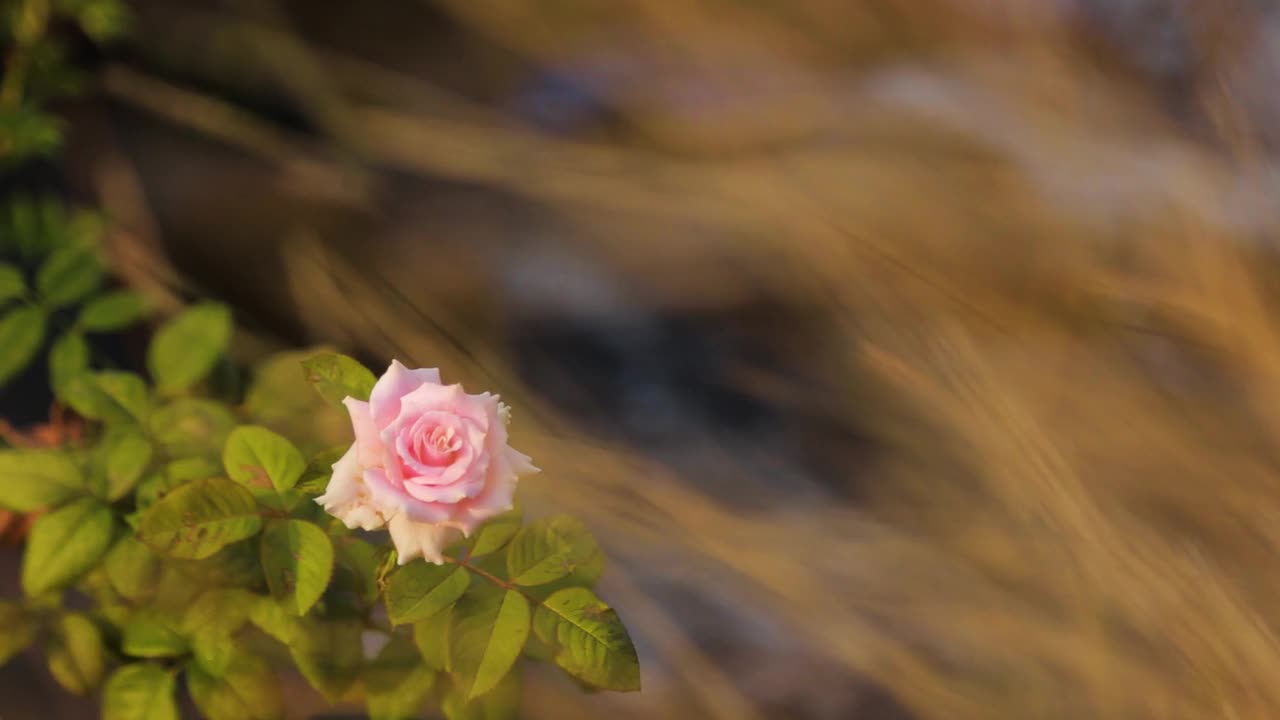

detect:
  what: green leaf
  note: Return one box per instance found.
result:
[289,617,363,703]
[96,371,151,422]
[0,448,83,511]
[147,303,232,394]
[36,243,102,308]
[0,601,38,666]
[78,290,149,331]
[150,399,235,457]
[48,330,88,399]
[413,604,454,671]
[222,425,305,503]
[70,0,132,41]
[21,497,113,596]
[103,535,161,599]
[0,106,63,163]
[248,596,305,646]
[301,352,376,404]
[64,371,150,425]
[451,590,530,700]
[441,668,521,720]
[138,478,263,560]
[365,634,436,720]
[0,305,45,385]
[533,587,640,691]
[187,653,283,720]
[47,613,105,695]
[385,561,471,626]
[165,456,222,484]
[469,504,523,558]
[0,263,26,304]
[105,431,153,500]
[260,519,334,615]
[506,516,601,587]
[121,611,187,658]
[103,663,178,720]
[183,588,255,676]
[296,446,346,497]
[183,587,255,637]
[333,535,380,605]
[170,542,263,590]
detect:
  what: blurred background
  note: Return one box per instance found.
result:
[10,0,1280,717]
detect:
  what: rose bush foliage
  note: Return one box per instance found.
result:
[0,305,639,720]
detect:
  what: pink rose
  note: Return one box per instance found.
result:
[316,361,539,564]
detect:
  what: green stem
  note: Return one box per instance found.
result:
[445,556,541,605]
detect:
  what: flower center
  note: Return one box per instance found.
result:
[414,424,461,466]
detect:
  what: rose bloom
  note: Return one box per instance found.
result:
[316,361,539,564]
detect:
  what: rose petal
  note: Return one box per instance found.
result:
[364,467,454,524]
[506,446,540,477]
[314,445,361,507]
[395,383,490,431]
[453,470,518,535]
[369,360,443,429]
[388,513,460,565]
[343,398,384,466]
[315,446,392,531]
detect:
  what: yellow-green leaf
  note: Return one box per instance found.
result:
[260,519,334,615]
[21,497,113,596]
[47,613,105,695]
[103,663,178,720]
[137,478,262,560]
[451,590,530,701]
[78,290,149,331]
[0,305,45,385]
[532,587,639,692]
[147,303,231,395]
[384,562,470,626]
[0,448,83,511]
[301,352,376,405]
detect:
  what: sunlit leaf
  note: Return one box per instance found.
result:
[532,587,639,691]
[48,330,87,399]
[187,653,283,720]
[301,352,376,405]
[506,516,601,587]
[147,303,231,394]
[121,610,186,659]
[222,425,305,505]
[102,663,178,720]
[413,604,453,671]
[138,478,262,560]
[79,290,149,331]
[21,497,113,596]
[260,519,333,616]
[104,430,153,500]
[103,535,160,600]
[0,305,45,385]
[37,244,102,308]
[47,613,105,695]
[149,399,235,458]
[0,448,83,511]
[450,589,530,700]
[469,504,522,558]
[385,561,470,626]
